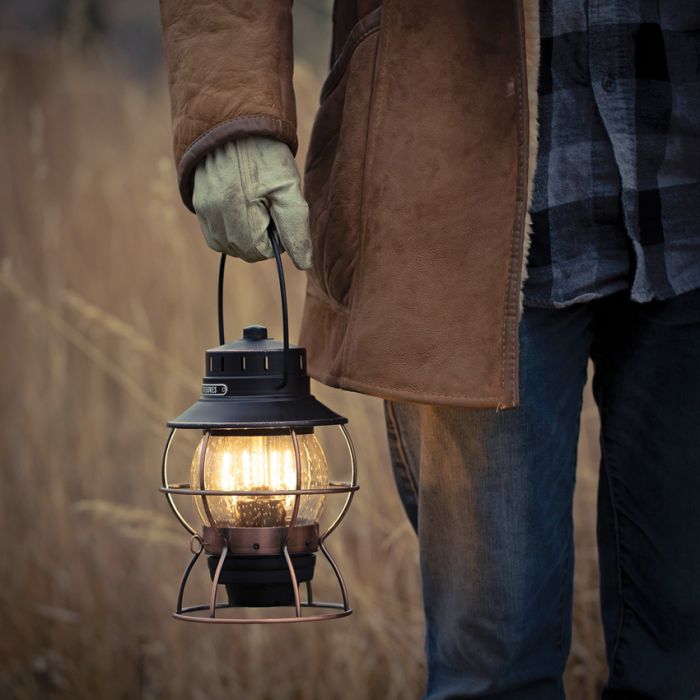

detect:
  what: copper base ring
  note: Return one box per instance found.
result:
[202,522,319,556]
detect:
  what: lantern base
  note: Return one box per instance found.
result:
[202,523,319,557]
[207,553,316,608]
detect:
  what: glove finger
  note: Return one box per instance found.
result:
[194,150,245,259]
[235,198,274,262]
[226,139,273,262]
[196,207,243,258]
[267,181,312,270]
[237,136,306,265]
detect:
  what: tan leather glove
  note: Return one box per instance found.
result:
[192,136,312,270]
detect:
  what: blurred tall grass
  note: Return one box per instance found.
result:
[0,34,606,700]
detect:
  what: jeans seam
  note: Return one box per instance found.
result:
[597,374,628,680]
[557,391,581,656]
[384,401,420,504]
[557,512,572,653]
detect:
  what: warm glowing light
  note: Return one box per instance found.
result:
[190,432,329,528]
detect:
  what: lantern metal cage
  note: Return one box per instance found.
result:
[160,229,359,624]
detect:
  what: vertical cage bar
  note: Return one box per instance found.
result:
[162,428,197,536]
[198,430,220,536]
[282,545,302,617]
[305,581,314,605]
[320,542,350,611]
[320,424,358,542]
[209,541,228,618]
[176,546,202,614]
[282,429,302,548]
[281,429,303,617]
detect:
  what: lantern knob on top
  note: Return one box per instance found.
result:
[242,325,268,340]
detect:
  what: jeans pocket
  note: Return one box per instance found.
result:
[383,400,419,532]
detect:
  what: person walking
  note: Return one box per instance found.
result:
[159,2,700,697]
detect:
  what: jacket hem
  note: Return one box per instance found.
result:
[309,367,514,410]
[303,284,513,409]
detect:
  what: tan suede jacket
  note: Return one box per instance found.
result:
[160,0,540,408]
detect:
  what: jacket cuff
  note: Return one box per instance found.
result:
[177,115,298,212]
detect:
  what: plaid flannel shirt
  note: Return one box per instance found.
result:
[523,0,700,308]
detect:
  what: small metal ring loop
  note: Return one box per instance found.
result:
[190,535,204,555]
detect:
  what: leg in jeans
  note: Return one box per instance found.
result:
[384,303,593,699]
[592,289,700,699]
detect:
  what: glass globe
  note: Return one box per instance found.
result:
[190,431,329,528]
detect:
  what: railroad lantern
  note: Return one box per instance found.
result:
[161,230,358,623]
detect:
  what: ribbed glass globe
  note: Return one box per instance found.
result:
[189,432,328,528]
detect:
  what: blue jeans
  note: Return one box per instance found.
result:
[384,290,700,700]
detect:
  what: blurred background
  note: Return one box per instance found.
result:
[0,1,607,698]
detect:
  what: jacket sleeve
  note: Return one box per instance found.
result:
[159,0,297,211]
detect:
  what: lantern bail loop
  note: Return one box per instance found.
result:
[217,225,290,389]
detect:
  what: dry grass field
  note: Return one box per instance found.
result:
[0,41,606,699]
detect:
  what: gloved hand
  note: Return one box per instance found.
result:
[192,136,312,270]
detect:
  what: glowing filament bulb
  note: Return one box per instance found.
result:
[190,432,329,529]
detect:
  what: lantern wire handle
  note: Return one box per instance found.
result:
[268,226,290,389]
[217,254,226,346]
[216,224,290,388]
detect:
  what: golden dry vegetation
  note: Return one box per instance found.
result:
[0,44,606,699]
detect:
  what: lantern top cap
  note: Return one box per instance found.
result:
[167,325,348,429]
[208,326,301,354]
